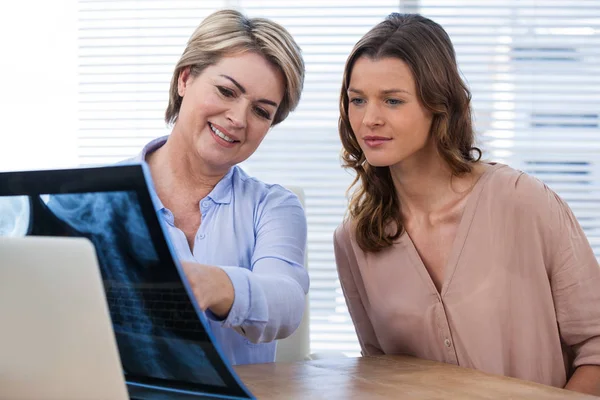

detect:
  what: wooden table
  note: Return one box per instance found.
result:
[234,355,598,399]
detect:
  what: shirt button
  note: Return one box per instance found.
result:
[198,233,206,240]
[201,201,209,209]
[444,338,452,348]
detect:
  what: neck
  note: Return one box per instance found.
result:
[389,141,476,221]
[146,132,227,207]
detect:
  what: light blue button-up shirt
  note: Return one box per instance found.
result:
[131,136,309,365]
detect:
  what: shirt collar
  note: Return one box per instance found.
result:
[136,135,235,210]
[135,135,168,164]
[135,136,168,212]
[206,167,234,205]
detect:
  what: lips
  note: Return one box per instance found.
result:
[363,136,391,148]
[208,122,240,148]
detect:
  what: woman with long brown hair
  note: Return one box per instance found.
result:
[334,13,600,395]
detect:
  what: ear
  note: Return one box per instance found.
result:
[177,66,192,97]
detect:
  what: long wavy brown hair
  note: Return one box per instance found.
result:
[339,13,481,253]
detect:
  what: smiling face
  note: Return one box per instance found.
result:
[347,56,434,169]
[174,52,285,175]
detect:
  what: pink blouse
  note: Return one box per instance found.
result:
[334,163,600,387]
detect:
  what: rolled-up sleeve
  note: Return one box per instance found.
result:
[547,189,600,368]
[206,188,309,344]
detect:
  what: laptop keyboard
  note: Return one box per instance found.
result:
[104,283,208,339]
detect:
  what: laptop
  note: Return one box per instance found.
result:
[0,236,129,400]
[0,163,255,400]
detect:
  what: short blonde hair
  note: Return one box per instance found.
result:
[165,9,305,126]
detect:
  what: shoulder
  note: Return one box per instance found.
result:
[484,163,566,216]
[483,163,533,194]
[231,166,304,211]
[333,220,357,275]
[482,164,577,252]
[117,157,138,165]
[334,219,364,265]
[119,136,168,165]
[334,219,354,246]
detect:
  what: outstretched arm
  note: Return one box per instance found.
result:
[182,190,309,343]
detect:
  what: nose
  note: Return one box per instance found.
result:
[226,100,248,130]
[362,103,384,129]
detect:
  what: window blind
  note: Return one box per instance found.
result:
[417,0,600,262]
[78,0,600,357]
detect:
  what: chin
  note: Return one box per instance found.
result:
[364,155,398,168]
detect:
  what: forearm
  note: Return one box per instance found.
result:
[565,365,600,396]
[183,259,308,343]
[206,266,235,319]
[220,268,307,343]
[180,262,234,318]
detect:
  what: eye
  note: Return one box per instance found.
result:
[217,86,236,98]
[349,98,365,106]
[254,106,272,120]
[386,98,404,106]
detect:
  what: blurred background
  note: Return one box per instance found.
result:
[1,0,598,357]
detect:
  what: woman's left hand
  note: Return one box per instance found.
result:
[180,261,235,319]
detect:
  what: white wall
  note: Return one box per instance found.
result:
[0,0,79,171]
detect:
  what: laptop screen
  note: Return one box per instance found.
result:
[0,164,253,399]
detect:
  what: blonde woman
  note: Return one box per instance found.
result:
[334,13,600,395]
[132,9,307,365]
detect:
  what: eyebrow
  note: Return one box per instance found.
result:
[348,88,410,95]
[220,74,279,107]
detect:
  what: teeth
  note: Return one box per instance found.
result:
[209,123,235,143]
